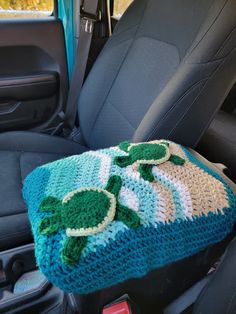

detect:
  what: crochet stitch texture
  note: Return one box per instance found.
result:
[39,175,140,265]
[114,140,185,182]
[23,140,236,294]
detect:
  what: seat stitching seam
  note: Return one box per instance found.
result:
[165,50,233,142]
[140,35,179,50]
[88,39,136,142]
[88,0,150,143]
[188,0,229,56]
[109,101,136,129]
[145,78,209,141]
[111,23,139,39]
[165,80,209,140]
[111,0,138,37]
[214,25,236,57]
[145,45,234,142]
[101,37,135,52]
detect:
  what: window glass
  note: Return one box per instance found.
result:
[113,0,133,18]
[0,0,54,18]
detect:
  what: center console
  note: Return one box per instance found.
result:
[0,244,64,313]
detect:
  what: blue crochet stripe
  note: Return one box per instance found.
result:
[38,206,236,294]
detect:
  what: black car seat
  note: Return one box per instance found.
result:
[0,0,236,251]
[193,236,236,314]
[198,110,236,182]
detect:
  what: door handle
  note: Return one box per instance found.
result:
[0,100,20,115]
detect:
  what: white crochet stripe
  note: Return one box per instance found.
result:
[123,166,161,226]
[63,188,116,237]
[119,186,139,212]
[152,167,193,220]
[86,151,112,184]
[110,146,127,154]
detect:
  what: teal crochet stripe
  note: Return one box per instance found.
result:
[23,141,236,294]
[38,207,235,294]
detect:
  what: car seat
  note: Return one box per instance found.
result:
[0,0,235,254]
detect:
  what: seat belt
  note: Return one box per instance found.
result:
[63,0,100,135]
[164,276,212,314]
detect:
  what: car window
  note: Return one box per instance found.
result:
[0,0,54,18]
[113,0,133,18]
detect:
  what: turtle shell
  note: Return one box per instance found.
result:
[61,188,117,237]
[128,142,171,165]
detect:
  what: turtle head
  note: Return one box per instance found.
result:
[119,141,131,152]
[40,196,62,213]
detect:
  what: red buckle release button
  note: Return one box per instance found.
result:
[102,300,131,314]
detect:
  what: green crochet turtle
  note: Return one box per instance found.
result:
[114,140,185,182]
[38,175,140,266]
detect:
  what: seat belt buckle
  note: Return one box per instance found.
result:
[102,294,140,314]
[80,6,101,33]
[84,19,93,33]
[102,300,131,314]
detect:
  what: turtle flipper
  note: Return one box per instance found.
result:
[138,164,155,182]
[106,175,122,197]
[116,203,140,229]
[169,154,185,166]
[119,141,130,152]
[40,196,61,213]
[61,236,87,266]
[114,155,133,167]
[39,214,62,235]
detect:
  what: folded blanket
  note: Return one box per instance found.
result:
[23,140,236,294]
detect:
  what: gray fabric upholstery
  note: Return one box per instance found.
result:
[1,0,236,250]
[79,0,236,149]
[194,237,236,314]
[198,111,236,182]
[0,132,88,250]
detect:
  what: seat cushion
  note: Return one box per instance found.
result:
[0,132,88,250]
[198,111,236,182]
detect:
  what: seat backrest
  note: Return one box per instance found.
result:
[198,110,236,181]
[78,0,236,149]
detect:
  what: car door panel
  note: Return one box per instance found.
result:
[0,72,58,100]
[0,18,68,132]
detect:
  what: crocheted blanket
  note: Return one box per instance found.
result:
[23,140,236,294]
